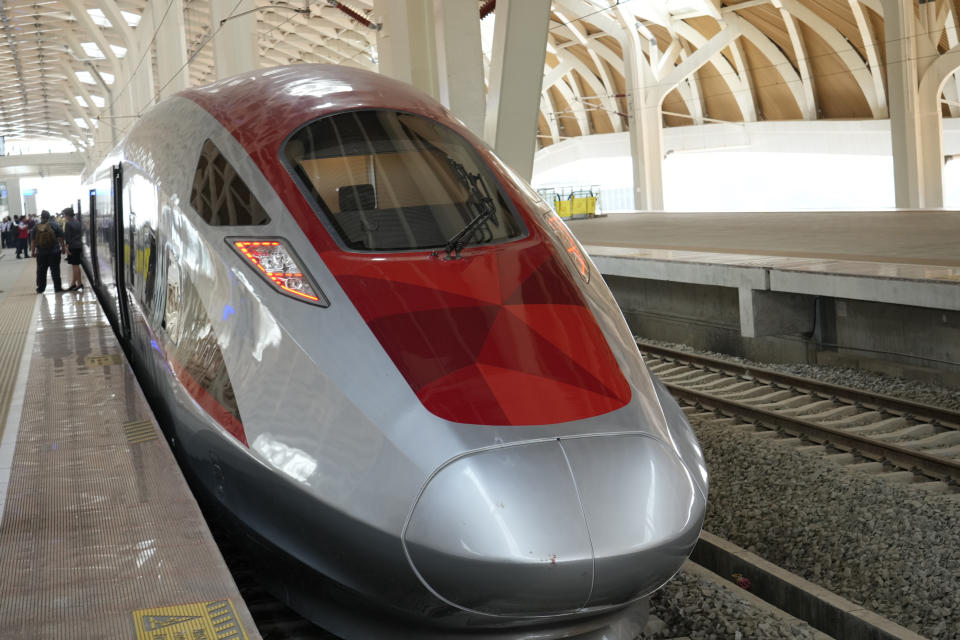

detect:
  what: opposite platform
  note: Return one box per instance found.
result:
[0,258,260,640]
[568,212,960,339]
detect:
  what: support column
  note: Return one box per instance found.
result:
[620,18,664,211]
[483,0,551,182]
[882,0,924,209]
[122,8,155,117]
[374,0,439,99]
[918,48,960,209]
[7,178,23,219]
[210,0,258,80]
[433,0,485,136]
[155,0,190,95]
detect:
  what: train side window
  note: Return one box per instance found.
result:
[174,276,242,427]
[190,139,270,226]
[164,251,182,344]
[142,229,158,312]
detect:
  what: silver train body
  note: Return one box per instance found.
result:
[80,65,708,639]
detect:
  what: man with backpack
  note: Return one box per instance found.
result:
[30,210,66,293]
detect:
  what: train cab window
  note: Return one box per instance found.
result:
[190,139,270,226]
[164,251,182,344]
[283,110,525,252]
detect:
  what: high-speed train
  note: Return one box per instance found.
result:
[80,64,708,639]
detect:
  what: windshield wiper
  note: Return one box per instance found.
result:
[433,157,497,260]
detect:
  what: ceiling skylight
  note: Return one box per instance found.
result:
[87,8,111,28]
[80,42,105,59]
[121,10,142,27]
[75,71,115,86]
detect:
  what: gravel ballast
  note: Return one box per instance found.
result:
[636,337,960,639]
[640,567,822,640]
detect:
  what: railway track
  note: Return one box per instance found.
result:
[203,509,340,640]
[639,341,960,486]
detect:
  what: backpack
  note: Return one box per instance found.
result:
[35,223,56,249]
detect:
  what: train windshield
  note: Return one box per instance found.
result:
[283,110,525,252]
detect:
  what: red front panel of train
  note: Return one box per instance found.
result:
[331,240,631,425]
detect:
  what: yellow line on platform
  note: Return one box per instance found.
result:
[0,264,40,444]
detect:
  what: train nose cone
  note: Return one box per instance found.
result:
[403,435,705,617]
[563,434,705,607]
[403,441,593,616]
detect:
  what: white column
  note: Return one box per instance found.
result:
[154,0,190,96]
[6,178,23,218]
[620,21,664,211]
[121,7,155,117]
[882,0,924,209]
[210,0,259,80]
[918,48,960,209]
[374,0,439,99]
[483,0,551,182]
[433,0,485,136]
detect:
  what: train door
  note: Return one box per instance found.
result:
[113,164,132,343]
[85,187,100,287]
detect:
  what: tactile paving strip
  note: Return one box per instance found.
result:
[0,264,42,443]
[0,287,259,639]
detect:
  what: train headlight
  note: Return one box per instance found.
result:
[228,238,328,306]
[542,213,590,283]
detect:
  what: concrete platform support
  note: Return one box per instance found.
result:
[375,0,439,100]
[483,0,551,182]
[738,288,815,339]
[433,0,485,136]
[211,0,258,81]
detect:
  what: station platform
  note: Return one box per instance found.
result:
[567,211,960,382]
[568,211,960,335]
[0,251,260,639]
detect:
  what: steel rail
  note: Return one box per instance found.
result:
[638,341,960,430]
[664,383,960,485]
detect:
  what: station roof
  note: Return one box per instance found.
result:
[0,1,952,151]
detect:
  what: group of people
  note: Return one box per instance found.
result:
[1,214,36,258]
[2,208,84,293]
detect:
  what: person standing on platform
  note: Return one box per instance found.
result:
[30,210,66,294]
[62,207,83,291]
[16,217,29,258]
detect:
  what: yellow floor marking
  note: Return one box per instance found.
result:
[133,599,249,640]
[85,353,124,367]
[123,419,157,443]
